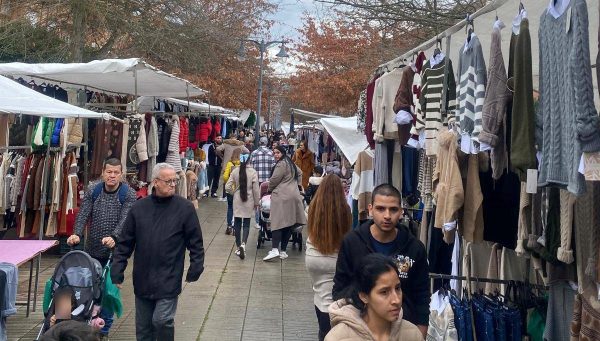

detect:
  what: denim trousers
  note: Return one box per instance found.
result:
[226,194,234,226]
[449,294,473,341]
[135,296,178,341]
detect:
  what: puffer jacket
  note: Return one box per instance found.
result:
[325,299,423,341]
[50,118,64,147]
[179,117,189,152]
[211,119,221,140]
[196,120,212,142]
[59,118,84,147]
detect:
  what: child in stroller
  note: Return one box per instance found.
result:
[37,250,113,340]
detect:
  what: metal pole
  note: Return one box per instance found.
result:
[266,82,271,131]
[134,68,138,113]
[254,40,265,149]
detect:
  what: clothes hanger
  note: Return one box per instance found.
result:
[433,38,442,57]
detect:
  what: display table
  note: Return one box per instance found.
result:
[0,240,59,317]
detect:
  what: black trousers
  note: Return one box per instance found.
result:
[271,226,293,251]
[207,164,221,195]
[315,306,331,341]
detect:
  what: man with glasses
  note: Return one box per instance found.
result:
[68,157,137,339]
[111,163,205,341]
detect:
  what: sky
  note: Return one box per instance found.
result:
[266,0,332,77]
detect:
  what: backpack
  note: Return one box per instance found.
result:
[92,182,129,205]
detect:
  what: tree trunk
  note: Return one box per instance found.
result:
[70,0,86,62]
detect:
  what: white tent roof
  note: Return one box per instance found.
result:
[0,75,116,120]
[320,116,369,165]
[133,96,237,116]
[0,58,207,98]
[291,108,337,119]
[380,0,600,103]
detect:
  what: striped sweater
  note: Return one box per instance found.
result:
[417,56,457,156]
[456,34,487,141]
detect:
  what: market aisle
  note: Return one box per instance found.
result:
[6,197,317,340]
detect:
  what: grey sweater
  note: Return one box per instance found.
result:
[538,0,600,196]
[74,183,137,260]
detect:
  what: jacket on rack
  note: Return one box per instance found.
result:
[481,23,510,180]
[211,118,221,141]
[325,299,422,341]
[417,56,457,156]
[508,17,536,182]
[456,34,487,141]
[196,119,212,143]
[538,0,600,196]
[432,129,464,244]
[165,117,183,172]
[50,119,64,147]
[179,117,189,153]
[372,68,403,142]
[351,149,374,220]
[365,75,381,149]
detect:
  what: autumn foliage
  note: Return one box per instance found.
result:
[288,17,413,116]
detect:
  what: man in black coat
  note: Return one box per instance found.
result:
[111,163,205,341]
[332,184,430,337]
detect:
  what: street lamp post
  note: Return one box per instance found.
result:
[238,39,288,148]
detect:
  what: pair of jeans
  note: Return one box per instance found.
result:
[502,307,521,341]
[314,306,331,341]
[234,217,250,247]
[207,165,220,195]
[226,194,233,227]
[449,294,473,341]
[271,226,292,251]
[135,296,178,341]
[472,296,495,341]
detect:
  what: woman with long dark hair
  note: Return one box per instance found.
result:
[264,145,307,261]
[305,174,352,340]
[326,254,423,340]
[222,148,241,235]
[225,153,260,259]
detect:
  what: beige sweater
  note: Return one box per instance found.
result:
[373,68,403,142]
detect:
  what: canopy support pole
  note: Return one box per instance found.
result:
[186,83,190,109]
[134,68,138,114]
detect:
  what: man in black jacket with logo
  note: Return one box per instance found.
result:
[332,184,430,337]
[111,163,204,341]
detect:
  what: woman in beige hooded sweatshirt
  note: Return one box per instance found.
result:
[326,254,423,341]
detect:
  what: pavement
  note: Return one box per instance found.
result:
[5,196,318,340]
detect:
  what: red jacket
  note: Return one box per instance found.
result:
[211,119,221,140]
[179,117,189,152]
[196,120,212,143]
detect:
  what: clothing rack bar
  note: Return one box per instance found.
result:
[377,0,508,70]
[429,273,548,290]
[0,145,32,151]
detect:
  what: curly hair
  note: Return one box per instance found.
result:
[307,174,351,254]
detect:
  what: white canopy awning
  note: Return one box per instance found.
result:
[133,96,237,115]
[0,58,207,98]
[291,108,337,119]
[320,116,368,165]
[0,75,117,120]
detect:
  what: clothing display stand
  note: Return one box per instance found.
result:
[428,273,548,293]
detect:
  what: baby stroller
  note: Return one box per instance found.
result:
[257,182,272,249]
[36,250,111,340]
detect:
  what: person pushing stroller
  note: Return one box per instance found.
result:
[67,158,137,338]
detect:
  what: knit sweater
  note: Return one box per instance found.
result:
[456,34,487,140]
[373,68,403,141]
[481,24,511,180]
[538,0,600,196]
[393,66,416,113]
[509,18,537,182]
[74,183,137,260]
[418,57,457,156]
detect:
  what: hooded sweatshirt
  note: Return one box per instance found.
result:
[332,221,430,327]
[325,299,423,341]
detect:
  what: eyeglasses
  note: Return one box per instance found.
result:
[157,178,180,186]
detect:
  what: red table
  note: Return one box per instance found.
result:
[0,240,59,317]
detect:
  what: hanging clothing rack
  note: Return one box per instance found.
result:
[429,273,549,290]
[0,145,32,151]
[377,0,509,70]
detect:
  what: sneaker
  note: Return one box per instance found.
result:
[217,197,227,202]
[241,242,246,251]
[235,249,241,256]
[211,193,218,198]
[279,251,289,260]
[255,223,261,230]
[238,246,245,259]
[225,226,233,235]
[263,249,280,261]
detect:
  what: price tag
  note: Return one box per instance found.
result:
[526,169,538,194]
